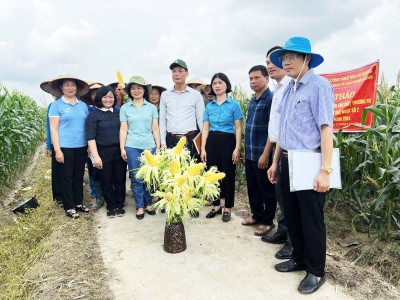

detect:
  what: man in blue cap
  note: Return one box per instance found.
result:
[267,37,334,294]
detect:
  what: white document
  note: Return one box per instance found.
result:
[288,148,342,192]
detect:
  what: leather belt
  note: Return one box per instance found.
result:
[167,130,197,138]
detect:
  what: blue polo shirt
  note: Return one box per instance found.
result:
[120,100,158,149]
[48,97,89,148]
[245,88,273,161]
[203,96,243,134]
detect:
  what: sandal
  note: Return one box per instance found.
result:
[254,224,275,236]
[66,209,80,219]
[75,205,89,214]
[241,217,259,226]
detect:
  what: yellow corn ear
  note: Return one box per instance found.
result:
[174,136,187,155]
[165,192,174,202]
[116,70,124,85]
[175,174,187,187]
[184,188,190,202]
[204,172,226,183]
[143,150,157,167]
[169,160,179,175]
[188,163,205,176]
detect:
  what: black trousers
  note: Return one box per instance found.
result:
[205,131,236,208]
[97,145,127,210]
[166,131,199,161]
[51,145,63,202]
[58,146,87,210]
[280,154,326,277]
[245,159,276,225]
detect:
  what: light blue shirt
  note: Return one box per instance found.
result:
[159,86,205,144]
[48,97,88,148]
[203,96,243,134]
[278,69,334,151]
[120,100,158,149]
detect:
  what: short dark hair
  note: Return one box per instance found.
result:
[94,86,117,108]
[127,83,150,101]
[209,73,232,96]
[266,46,283,57]
[248,65,268,77]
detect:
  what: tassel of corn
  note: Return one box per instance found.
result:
[169,160,179,175]
[143,150,157,167]
[175,174,187,187]
[204,172,226,183]
[174,136,187,155]
[116,70,124,85]
[188,163,205,176]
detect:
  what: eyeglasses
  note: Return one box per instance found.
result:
[279,53,298,63]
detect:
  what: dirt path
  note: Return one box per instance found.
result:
[95,198,353,299]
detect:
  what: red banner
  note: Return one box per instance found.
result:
[321,61,379,132]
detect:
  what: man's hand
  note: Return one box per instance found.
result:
[314,170,330,193]
[258,153,268,169]
[45,150,52,158]
[267,162,279,184]
[161,144,167,151]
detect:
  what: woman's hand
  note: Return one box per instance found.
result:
[55,149,64,163]
[93,156,103,169]
[232,148,240,164]
[45,150,52,158]
[121,149,128,162]
[200,149,207,163]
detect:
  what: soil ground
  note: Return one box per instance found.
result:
[1,145,400,299]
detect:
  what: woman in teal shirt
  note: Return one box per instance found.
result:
[120,76,160,219]
[200,73,243,222]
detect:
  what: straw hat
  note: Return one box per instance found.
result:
[188,77,205,86]
[151,85,167,93]
[40,80,50,93]
[47,74,90,98]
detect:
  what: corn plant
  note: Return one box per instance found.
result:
[0,85,46,190]
[335,74,400,239]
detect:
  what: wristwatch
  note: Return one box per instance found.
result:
[321,165,333,174]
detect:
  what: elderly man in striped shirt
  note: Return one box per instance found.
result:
[267,37,334,294]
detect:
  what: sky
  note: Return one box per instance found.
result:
[0,0,399,106]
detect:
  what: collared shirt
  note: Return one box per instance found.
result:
[86,109,120,146]
[159,85,205,144]
[99,107,114,112]
[268,75,291,143]
[120,100,158,149]
[245,88,273,161]
[48,96,89,148]
[203,96,243,134]
[278,69,334,151]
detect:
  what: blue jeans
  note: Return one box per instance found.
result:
[125,147,155,209]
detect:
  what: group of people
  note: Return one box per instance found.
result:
[42,36,334,295]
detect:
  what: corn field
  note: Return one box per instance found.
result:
[0,85,46,189]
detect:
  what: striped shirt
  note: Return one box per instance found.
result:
[278,69,334,151]
[159,86,205,144]
[245,88,273,161]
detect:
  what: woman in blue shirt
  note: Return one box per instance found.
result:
[48,74,90,219]
[120,76,160,220]
[200,73,243,222]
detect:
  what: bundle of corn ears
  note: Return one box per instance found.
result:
[136,137,225,224]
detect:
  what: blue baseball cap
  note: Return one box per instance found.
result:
[270,36,324,69]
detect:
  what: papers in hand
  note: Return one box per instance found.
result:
[288,148,342,192]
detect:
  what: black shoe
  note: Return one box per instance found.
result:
[206,207,222,218]
[275,259,306,272]
[161,208,165,213]
[136,213,144,220]
[145,207,156,215]
[298,273,326,294]
[107,209,116,218]
[261,232,287,244]
[275,243,293,259]
[75,204,90,214]
[190,210,200,218]
[222,210,231,222]
[116,207,125,217]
